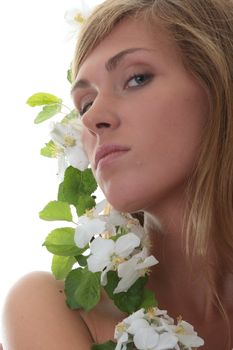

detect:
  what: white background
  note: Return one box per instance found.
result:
[0,0,102,339]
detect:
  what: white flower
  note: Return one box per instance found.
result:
[126,217,145,240]
[114,322,129,350]
[170,320,204,349]
[114,247,158,293]
[50,120,89,176]
[115,309,146,350]
[134,327,178,350]
[74,215,106,249]
[64,2,92,40]
[87,233,141,285]
[115,309,178,350]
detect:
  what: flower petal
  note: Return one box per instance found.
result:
[90,236,115,255]
[87,253,109,272]
[66,145,89,170]
[74,217,106,248]
[115,232,140,257]
[156,333,178,350]
[114,270,138,294]
[127,319,150,335]
[134,327,159,349]
[136,255,159,270]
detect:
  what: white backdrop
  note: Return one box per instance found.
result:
[0,0,103,338]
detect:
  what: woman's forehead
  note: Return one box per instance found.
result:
[77,17,179,75]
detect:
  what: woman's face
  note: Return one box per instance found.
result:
[72,18,209,214]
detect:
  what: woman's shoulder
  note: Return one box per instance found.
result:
[2,271,104,349]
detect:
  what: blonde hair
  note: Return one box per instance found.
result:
[72,0,233,346]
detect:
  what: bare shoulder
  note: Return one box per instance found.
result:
[2,271,94,350]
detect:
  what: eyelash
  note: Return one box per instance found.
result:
[125,72,154,89]
[79,72,153,116]
[80,101,93,116]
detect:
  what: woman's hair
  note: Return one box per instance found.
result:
[72,0,233,345]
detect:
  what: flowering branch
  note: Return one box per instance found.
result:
[26,3,205,349]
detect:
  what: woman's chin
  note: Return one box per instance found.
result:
[101,187,145,214]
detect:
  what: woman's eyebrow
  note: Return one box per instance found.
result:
[71,47,152,94]
[105,47,152,71]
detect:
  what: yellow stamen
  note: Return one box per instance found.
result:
[85,208,94,218]
[111,255,125,269]
[116,322,127,333]
[127,218,139,226]
[64,135,76,147]
[74,13,85,24]
[101,231,113,239]
[103,203,112,216]
[177,315,183,323]
[146,307,156,320]
[175,325,185,334]
[139,267,150,277]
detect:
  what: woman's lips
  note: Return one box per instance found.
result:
[94,144,131,169]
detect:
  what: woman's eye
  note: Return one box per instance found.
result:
[80,101,93,116]
[126,73,153,88]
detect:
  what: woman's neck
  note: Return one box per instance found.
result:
[144,207,233,349]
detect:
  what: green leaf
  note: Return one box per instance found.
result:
[113,277,148,314]
[91,341,116,350]
[75,195,96,216]
[104,271,120,300]
[139,288,157,310]
[75,254,89,267]
[43,227,83,256]
[58,182,66,202]
[39,201,73,222]
[40,140,57,158]
[26,92,62,106]
[34,103,62,124]
[58,166,97,206]
[65,268,101,311]
[67,68,73,84]
[61,109,78,124]
[52,255,77,280]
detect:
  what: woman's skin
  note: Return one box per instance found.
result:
[3,17,232,350]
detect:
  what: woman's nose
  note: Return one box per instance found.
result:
[81,97,121,136]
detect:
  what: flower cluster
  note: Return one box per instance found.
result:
[50,119,89,179]
[27,3,205,350]
[115,308,204,350]
[74,200,158,293]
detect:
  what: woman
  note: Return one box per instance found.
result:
[2,0,233,349]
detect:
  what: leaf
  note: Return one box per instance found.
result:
[75,254,88,267]
[91,341,116,350]
[75,195,96,216]
[58,166,97,206]
[113,277,148,314]
[67,68,73,84]
[104,271,120,300]
[39,201,73,222]
[139,288,158,310]
[43,227,83,256]
[34,103,62,124]
[26,92,62,106]
[52,255,77,280]
[65,268,101,311]
[58,182,66,202]
[61,109,78,124]
[40,140,57,158]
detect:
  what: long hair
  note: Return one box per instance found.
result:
[72,1,233,347]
